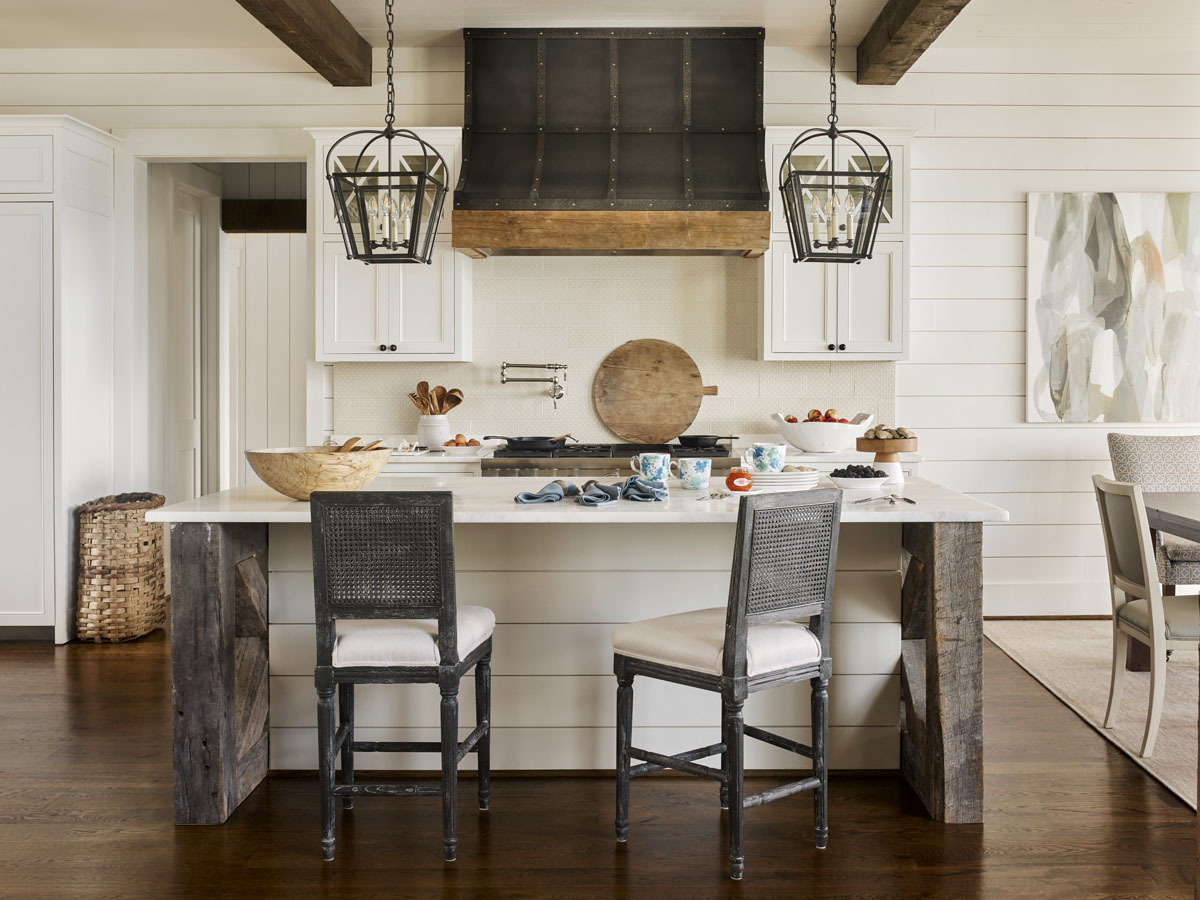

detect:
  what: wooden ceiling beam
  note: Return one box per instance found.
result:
[234,0,372,87]
[856,0,972,85]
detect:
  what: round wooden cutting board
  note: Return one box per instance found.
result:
[592,339,718,443]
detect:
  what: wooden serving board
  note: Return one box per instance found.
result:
[593,339,718,443]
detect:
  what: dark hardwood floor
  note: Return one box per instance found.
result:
[0,634,1193,899]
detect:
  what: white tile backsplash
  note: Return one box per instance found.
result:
[332,256,895,439]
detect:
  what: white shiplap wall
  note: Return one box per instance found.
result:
[5,42,1198,615]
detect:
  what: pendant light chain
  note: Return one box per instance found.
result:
[827,0,838,128]
[384,0,396,128]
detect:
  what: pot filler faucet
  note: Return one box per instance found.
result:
[500,362,568,408]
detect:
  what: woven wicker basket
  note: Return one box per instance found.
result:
[76,492,167,643]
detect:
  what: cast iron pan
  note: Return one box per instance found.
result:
[484,435,577,452]
[675,434,738,449]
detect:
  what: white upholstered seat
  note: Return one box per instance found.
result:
[1117,595,1200,642]
[612,607,821,677]
[333,605,496,667]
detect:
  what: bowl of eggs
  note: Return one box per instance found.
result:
[441,433,483,456]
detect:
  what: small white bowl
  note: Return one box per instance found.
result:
[440,444,483,456]
[830,475,889,491]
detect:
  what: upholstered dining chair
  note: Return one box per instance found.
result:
[1108,433,1200,590]
[1092,475,1200,757]
[309,491,494,862]
[611,489,842,880]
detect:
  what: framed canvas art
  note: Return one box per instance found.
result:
[1026,191,1200,423]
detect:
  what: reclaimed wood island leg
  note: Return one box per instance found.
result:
[170,522,270,824]
[900,521,984,824]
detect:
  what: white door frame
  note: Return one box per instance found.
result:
[118,129,321,500]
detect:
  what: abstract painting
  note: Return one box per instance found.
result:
[1027,191,1200,423]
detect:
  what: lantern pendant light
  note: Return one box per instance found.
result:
[779,0,891,264]
[325,0,447,264]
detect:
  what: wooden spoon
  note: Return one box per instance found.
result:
[442,391,463,412]
[358,439,384,452]
[417,381,431,410]
[432,385,448,415]
[408,392,426,414]
[337,436,361,452]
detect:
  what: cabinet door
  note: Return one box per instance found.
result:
[0,203,53,624]
[838,243,904,354]
[321,241,390,354]
[388,242,457,354]
[0,135,53,192]
[769,238,838,355]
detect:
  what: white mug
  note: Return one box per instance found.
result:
[630,452,671,482]
[670,457,712,490]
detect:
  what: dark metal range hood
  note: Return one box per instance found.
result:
[451,28,770,258]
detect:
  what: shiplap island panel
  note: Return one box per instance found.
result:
[148,476,1006,825]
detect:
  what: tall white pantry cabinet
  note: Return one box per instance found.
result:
[0,117,119,642]
[308,127,472,362]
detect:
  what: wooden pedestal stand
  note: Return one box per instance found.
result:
[856,436,918,464]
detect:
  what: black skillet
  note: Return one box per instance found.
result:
[484,434,577,452]
[675,434,738,449]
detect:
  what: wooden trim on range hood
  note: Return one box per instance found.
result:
[451,210,769,258]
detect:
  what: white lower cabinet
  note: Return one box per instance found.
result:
[762,239,906,360]
[320,241,468,359]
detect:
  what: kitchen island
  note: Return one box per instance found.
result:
[149,476,1006,827]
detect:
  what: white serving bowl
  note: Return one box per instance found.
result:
[830,475,889,491]
[440,444,483,456]
[771,413,873,453]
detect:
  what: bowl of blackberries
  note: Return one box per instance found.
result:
[829,464,890,491]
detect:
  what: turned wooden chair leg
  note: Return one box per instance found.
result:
[812,676,829,849]
[615,670,633,843]
[724,699,745,881]
[317,681,337,861]
[440,684,459,861]
[475,655,491,811]
[1104,625,1128,728]
[338,683,355,810]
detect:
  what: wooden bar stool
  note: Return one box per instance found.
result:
[309,491,494,862]
[612,489,842,880]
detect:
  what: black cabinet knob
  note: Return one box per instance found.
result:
[838,343,846,351]
[379,344,387,351]
[827,343,835,351]
[389,344,397,351]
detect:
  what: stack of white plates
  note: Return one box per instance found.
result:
[748,467,821,492]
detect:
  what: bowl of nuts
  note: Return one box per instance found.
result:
[856,425,918,485]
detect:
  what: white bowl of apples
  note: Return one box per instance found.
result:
[772,410,873,454]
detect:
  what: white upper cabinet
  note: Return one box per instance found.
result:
[309,127,471,361]
[761,127,910,361]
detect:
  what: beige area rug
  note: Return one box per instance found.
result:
[984,619,1197,809]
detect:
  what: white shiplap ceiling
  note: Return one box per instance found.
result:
[0,0,1195,49]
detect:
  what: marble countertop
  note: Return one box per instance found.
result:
[147,476,1007,525]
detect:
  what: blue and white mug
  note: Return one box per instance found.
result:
[670,457,712,490]
[741,442,788,473]
[630,452,671,482]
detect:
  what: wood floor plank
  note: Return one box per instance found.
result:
[0,633,1192,897]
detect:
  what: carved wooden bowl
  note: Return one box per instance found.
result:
[244,446,392,501]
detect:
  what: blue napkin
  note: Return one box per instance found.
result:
[514,480,580,504]
[576,481,621,507]
[621,475,668,502]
